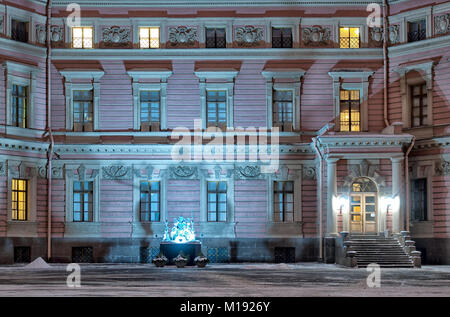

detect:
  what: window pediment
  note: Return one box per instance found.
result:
[60,70,105,82]
[261,68,306,81]
[194,70,238,82]
[127,70,173,82]
[328,71,374,81]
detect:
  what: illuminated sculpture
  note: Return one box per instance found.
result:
[163,216,196,244]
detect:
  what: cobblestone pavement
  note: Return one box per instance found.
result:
[0,263,449,296]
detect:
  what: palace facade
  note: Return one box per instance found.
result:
[0,0,449,265]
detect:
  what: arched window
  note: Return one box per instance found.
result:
[351,178,377,193]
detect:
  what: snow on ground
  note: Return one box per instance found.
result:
[0,263,448,297]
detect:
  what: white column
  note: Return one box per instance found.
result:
[391,157,403,233]
[326,158,339,235]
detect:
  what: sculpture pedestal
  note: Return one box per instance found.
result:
[160,241,201,266]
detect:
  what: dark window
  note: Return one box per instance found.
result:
[12,179,28,221]
[340,90,361,132]
[73,181,93,222]
[140,91,160,131]
[14,247,31,263]
[272,28,292,48]
[11,85,28,128]
[274,247,295,263]
[11,19,28,43]
[207,181,227,222]
[274,181,294,222]
[72,247,93,263]
[140,181,160,222]
[73,90,93,132]
[408,20,426,42]
[206,28,226,48]
[273,90,293,132]
[411,179,427,221]
[410,84,428,127]
[207,90,227,128]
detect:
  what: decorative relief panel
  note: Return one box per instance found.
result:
[169,165,198,179]
[235,26,264,47]
[50,26,64,43]
[213,166,233,179]
[66,164,99,181]
[435,160,450,176]
[342,160,386,192]
[102,165,132,180]
[102,26,131,47]
[435,14,450,35]
[168,26,197,46]
[301,26,331,47]
[369,27,383,47]
[35,24,46,45]
[388,25,400,44]
[234,165,263,180]
[302,166,316,181]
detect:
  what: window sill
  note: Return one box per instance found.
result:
[402,126,433,139]
[5,126,43,139]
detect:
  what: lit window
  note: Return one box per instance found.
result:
[11,84,28,128]
[207,181,227,222]
[72,27,93,48]
[340,90,360,132]
[273,90,293,132]
[73,90,93,132]
[73,181,93,222]
[12,179,28,221]
[207,90,227,128]
[340,27,360,48]
[140,181,160,222]
[274,181,294,222]
[140,91,160,131]
[139,27,160,49]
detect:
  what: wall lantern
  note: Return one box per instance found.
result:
[333,195,349,215]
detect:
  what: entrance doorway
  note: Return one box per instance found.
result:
[349,178,378,234]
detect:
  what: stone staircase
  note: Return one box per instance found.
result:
[342,232,421,268]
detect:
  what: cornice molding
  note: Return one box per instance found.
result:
[261,69,306,81]
[414,136,450,150]
[317,134,414,148]
[0,37,47,59]
[328,71,375,81]
[51,48,383,61]
[59,70,105,82]
[194,70,239,81]
[388,34,450,59]
[127,70,173,82]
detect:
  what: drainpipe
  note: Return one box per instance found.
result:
[383,0,390,128]
[312,122,333,261]
[46,0,53,261]
[404,136,415,232]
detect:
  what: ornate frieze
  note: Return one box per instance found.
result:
[435,160,450,176]
[169,165,198,179]
[35,24,46,44]
[50,26,64,43]
[234,165,262,180]
[168,26,197,46]
[435,13,450,35]
[102,26,131,47]
[235,26,264,46]
[301,26,331,46]
[302,166,316,181]
[102,165,132,180]
[388,25,400,44]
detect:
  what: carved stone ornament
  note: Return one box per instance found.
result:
[213,166,233,179]
[0,15,4,34]
[0,161,6,176]
[343,159,386,190]
[435,14,450,35]
[302,26,331,46]
[435,160,450,176]
[388,25,400,44]
[102,165,131,180]
[302,166,316,180]
[235,165,262,179]
[235,26,264,46]
[169,165,198,179]
[36,24,46,44]
[369,27,384,45]
[102,26,131,46]
[168,26,197,46]
[50,26,63,42]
